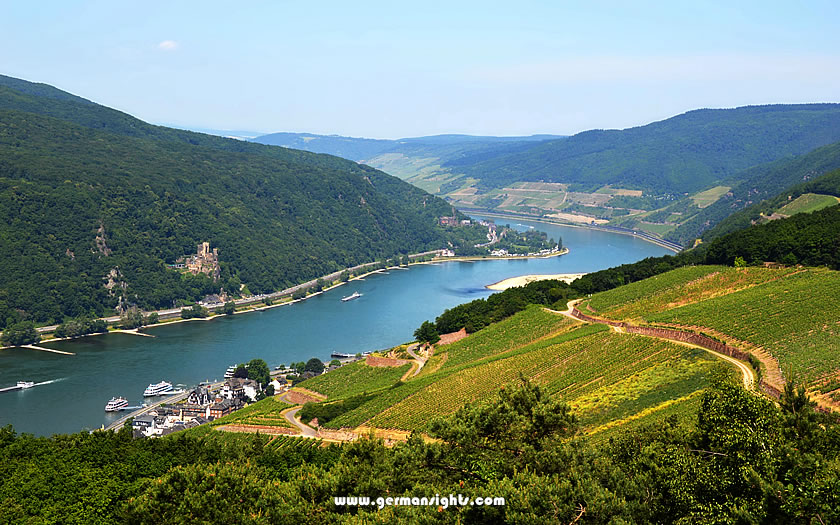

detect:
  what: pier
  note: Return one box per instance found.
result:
[22,344,75,356]
[102,380,223,432]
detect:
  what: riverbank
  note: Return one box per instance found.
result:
[3,249,571,349]
[465,209,683,253]
[486,272,588,290]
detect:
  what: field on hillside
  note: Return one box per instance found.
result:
[299,360,411,399]
[584,266,799,320]
[428,305,577,374]
[587,391,704,444]
[778,193,840,216]
[204,397,296,429]
[648,268,840,383]
[365,328,718,432]
[691,186,731,208]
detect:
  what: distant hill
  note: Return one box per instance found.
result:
[251,131,564,163]
[253,132,395,161]
[0,75,474,328]
[448,104,840,195]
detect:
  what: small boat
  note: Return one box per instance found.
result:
[143,381,173,397]
[330,352,356,359]
[105,397,129,412]
[16,381,35,389]
[341,291,362,302]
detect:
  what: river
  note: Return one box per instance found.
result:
[0,216,670,436]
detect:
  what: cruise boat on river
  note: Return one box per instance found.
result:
[105,397,129,412]
[224,365,237,379]
[17,381,35,389]
[341,291,362,302]
[143,381,174,397]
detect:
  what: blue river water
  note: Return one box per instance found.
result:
[0,216,670,435]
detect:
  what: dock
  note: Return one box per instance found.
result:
[21,344,75,356]
[102,380,223,432]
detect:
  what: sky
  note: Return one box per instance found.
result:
[1,1,838,138]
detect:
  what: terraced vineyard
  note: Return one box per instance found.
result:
[264,435,322,450]
[587,391,704,444]
[648,267,840,383]
[584,266,799,321]
[208,397,296,429]
[367,329,718,431]
[324,324,606,430]
[431,305,577,374]
[299,360,411,399]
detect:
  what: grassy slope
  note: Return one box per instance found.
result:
[778,193,840,216]
[583,265,840,386]
[293,305,723,436]
[299,360,411,400]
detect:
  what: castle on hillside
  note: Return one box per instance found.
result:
[178,242,220,281]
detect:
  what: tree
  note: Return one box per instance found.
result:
[314,279,325,292]
[180,304,208,319]
[339,271,350,282]
[428,377,578,482]
[233,364,248,379]
[304,358,324,375]
[734,256,747,268]
[145,312,159,324]
[329,359,341,367]
[1,322,40,346]
[246,358,271,387]
[265,384,275,397]
[414,320,440,344]
[120,306,146,329]
[223,302,236,315]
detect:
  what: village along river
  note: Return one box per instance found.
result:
[0,217,671,436]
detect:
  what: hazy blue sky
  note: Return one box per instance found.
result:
[2,1,838,138]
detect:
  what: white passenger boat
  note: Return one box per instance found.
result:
[105,397,129,412]
[143,381,173,397]
[16,381,35,389]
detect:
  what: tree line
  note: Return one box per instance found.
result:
[0,375,838,523]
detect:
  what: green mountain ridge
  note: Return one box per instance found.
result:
[0,76,471,328]
[450,104,840,195]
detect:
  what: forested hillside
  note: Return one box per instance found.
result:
[664,141,840,244]
[450,104,840,194]
[0,76,470,328]
[694,167,840,243]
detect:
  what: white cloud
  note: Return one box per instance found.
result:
[157,40,179,51]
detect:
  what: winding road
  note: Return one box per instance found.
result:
[280,400,318,438]
[557,300,755,389]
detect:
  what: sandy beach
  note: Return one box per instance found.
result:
[486,273,587,291]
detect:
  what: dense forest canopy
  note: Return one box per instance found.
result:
[0,76,474,328]
[1,376,838,523]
